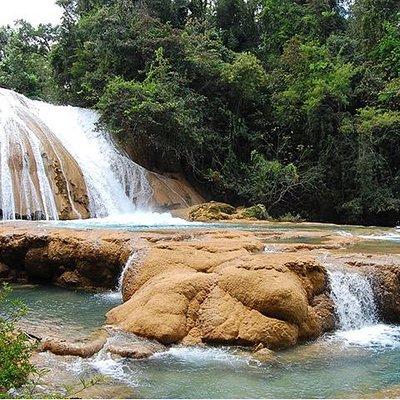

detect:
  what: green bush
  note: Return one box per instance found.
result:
[275,212,304,223]
[0,284,36,396]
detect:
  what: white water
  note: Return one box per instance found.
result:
[0,87,154,220]
[34,98,152,217]
[48,212,191,229]
[0,88,59,219]
[117,252,139,293]
[328,268,400,348]
[328,269,378,330]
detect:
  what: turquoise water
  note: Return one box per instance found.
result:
[39,214,393,235]
[10,285,121,340]
[13,285,400,398]
[7,219,400,398]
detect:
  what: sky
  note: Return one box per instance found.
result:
[0,0,63,27]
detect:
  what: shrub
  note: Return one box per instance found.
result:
[0,284,35,396]
[241,204,270,220]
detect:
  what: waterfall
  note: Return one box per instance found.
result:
[328,269,378,330]
[33,99,153,217]
[0,88,60,220]
[0,87,153,220]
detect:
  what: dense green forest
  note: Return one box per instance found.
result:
[0,0,399,225]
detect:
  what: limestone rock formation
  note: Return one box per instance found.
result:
[0,225,135,291]
[40,331,108,358]
[1,223,398,351]
[107,231,334,349]
[188,202,237,221]
[147,172,204,211]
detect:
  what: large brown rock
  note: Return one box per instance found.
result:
[0,224,351,349]
[107,231,333,349]
[0,227,134,291]
[188,202,237,221]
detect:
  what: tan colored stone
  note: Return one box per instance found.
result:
[108,342,163,359]
[40,331,108,358]
[0,223,367,350]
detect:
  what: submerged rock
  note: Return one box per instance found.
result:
[40,331,108,358]
[251,347,277,363]
[108,342,164,359]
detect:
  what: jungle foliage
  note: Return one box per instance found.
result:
[0,0,399,225]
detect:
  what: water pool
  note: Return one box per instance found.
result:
[13,284,400,398]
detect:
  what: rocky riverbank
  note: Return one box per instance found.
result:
[0,222,399,352]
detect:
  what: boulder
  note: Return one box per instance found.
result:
[188,202,236,221]
[40,331,108,358]
[107,231,333,349]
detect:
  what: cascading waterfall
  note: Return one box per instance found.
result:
[0,89,60,220]
[34,100,153,217]
[328,269,378,330]
[0,87,153,220]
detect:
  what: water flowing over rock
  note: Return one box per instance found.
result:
[0,223,336,349]
[328,269,378,330]
[0,88,203,220]
[0,88,89,219]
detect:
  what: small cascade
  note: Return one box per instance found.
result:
[117,252,139,293]
[328,269,378,330]
[95,251,139,302]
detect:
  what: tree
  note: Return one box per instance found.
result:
[0,21,58,100]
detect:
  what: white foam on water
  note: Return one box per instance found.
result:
[335,230,353,237]
[70,212,190,226]
[69,347,138,388]
[93,290,122,303]
[328,269,378,330]
[44,211,196,230]
[359,227,400,242]
[334,324,400,348]
[360,234,400,241]
[152,346,249,367]
[264,244,282,253]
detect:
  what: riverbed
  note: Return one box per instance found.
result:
[7,220,400,398]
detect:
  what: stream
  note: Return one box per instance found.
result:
[9,221,400,399]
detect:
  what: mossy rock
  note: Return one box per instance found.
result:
[189,201,236,221]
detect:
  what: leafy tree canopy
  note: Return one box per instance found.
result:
[0,0,399,225]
